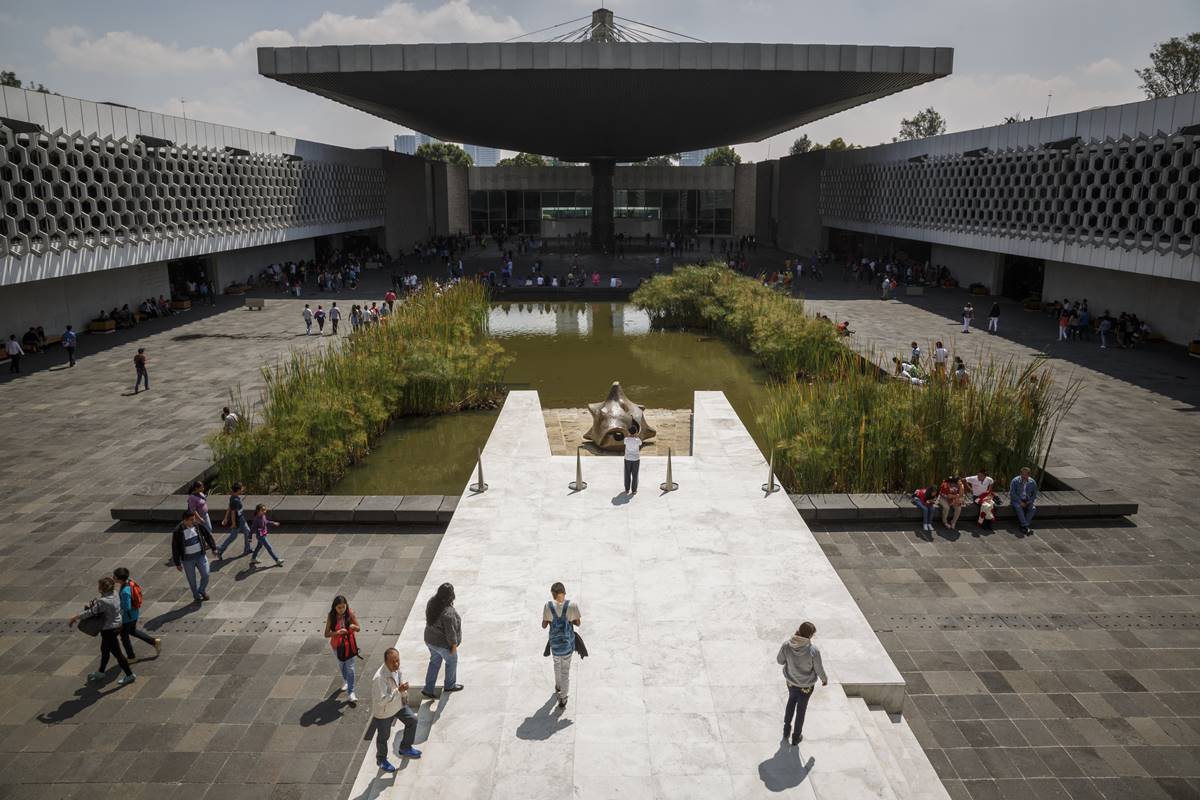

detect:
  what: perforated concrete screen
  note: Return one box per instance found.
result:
[819,134,1199,257]
[0,125,386,259]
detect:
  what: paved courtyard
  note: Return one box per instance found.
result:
[0,253,1197,799]
[797,277,1200,800]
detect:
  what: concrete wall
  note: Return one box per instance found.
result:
[1042,260,1200,345]
[733,163,757,237]
[754,161,778,244]
[467,165,737,191]
[210,239,317,289]
[775,151,827,256]
[931,243,1003,294]
[0,262,169,339]
[383,153,434,254]
[444,163,470,235]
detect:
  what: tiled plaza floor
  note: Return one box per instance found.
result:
[0,289,444,800]
[797,278,1200,800]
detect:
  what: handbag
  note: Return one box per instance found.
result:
[335,630,361,662]
[77,614,104,637]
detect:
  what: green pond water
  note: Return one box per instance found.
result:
[330,301,773,496]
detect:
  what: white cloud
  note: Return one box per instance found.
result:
[45,26,234,73]
[1082,57,1124,77]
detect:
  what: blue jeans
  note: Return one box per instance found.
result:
[219,517,252,554]
[339,656,356,694]
[181,554,210,600]
[912,497,933,526]
[134,368,149,391]
[252,533,279,562]
[785,685,814,736]
[423,644,457,693]
[1015,501,1037,528]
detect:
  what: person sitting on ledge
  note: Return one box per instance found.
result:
[836,320,853,337]
[21,327,40,353]
[96,309,110,321]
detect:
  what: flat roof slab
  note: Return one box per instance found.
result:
[259,42,952,161]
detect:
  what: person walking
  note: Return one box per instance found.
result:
[217,482,252,559]
[330,302,341,334]
[911,485,939,533]
[325,595,361,706]
[5,335,23,373]
[220,406,240,434]
[1099,315,1112,349]
[133,348,149,392]
[249,503,284,567]
[421,582,464,699]
[69,576,136,686]
[1009,466,1038,535]
[880,275,891,300]
[187,481,212,533]
[63,325,77,367]
[542,581,582,709]
[987,302,1000,334]
[302,304,313,334]
[622,421,642,495]
[777,621,827,745]
[171,510,218,603]
[371,648,421,772]
[113,566,160,660]
[314,304,326,334]
[961,302,974,334]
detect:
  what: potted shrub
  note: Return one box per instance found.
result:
[1022,294,1043,311]
[968,282,989,295]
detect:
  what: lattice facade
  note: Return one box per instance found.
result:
[0,125,386,259]
[819,134,1200,257]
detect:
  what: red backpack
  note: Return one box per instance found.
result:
[128,579,144,609]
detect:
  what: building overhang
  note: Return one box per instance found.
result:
[259,42,953,162]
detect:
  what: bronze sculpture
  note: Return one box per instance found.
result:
[584,381,657,451]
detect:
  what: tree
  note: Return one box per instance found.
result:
[1136,32,1200,98]
[0,71,51,92]
[811,137,857,152]
[895,107,947,141]
[497,152,546,167]
[703,146,742,166]
[789,135,813,155]
[414,142,473,166]
[637,153,680,166]
[1002,114,1030,124]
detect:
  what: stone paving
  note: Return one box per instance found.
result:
[795,278,1200,800]
[0,284,445,800]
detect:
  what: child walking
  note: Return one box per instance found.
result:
[114,567,160,661]
[250,504,284,567]
[218,482,253,559]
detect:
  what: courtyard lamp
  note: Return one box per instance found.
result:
[762,446,781,494]
[660,447,678,492]
[469,448,488,493]
[569,445,588,492]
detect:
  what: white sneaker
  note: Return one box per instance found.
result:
[349,692,358,704]
[342,683,349,693]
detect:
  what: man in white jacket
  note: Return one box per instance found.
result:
[776,621,828,745]
[370,648,421,772]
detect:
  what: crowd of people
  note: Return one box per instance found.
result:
[1048,298,1155,349]
[912,466,1040,535]
[891,339,969,386]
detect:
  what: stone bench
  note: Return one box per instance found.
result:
[111,494,456,526]
[788,489,1137,525]
[244,296,265,310]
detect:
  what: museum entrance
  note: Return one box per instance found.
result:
[167,256,211,299]
[1001,255,1044,300]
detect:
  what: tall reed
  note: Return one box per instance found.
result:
[209,283,510,494]
[634,264,1080,492]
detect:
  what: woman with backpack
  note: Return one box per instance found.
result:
[114,567,160,661]
[325,595,361,706]
[69,576,136,686]
[421,583,464,700]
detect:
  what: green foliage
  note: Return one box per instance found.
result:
[702,146,742,166]
[1,70,51,92]
[415,142,474,166]
[895,107,948,141]
[811,137,857,152]
[638,154,679,166]
[789,135,812,155]
[497,152,547,167]
[633,266,1079,493]
[209,283,510,493]
[1137,32,1200,98]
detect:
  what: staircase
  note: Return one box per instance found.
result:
[845,692,951,800]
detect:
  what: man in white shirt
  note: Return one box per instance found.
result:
[371,648,420,772]
[964,469,996,530]
[622,421,642,494]
[5,335,24,373]
[933,341,949,376]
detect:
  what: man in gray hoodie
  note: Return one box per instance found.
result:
[777,621,827,745]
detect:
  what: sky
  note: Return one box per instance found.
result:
[2,1,1198,161]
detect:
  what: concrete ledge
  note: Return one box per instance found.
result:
[809,494,859,522]
[151,495,189,522]
[313,495,361,523]
[272,495,322,522]
[1080,489,1139,516]
[398,495,443,523]
[437,496,459,523]
[353,496,405,523]
[851,493,898,521]
[110,495,168,521]
[788,490,1137,525]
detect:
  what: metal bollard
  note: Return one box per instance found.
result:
[660,447,678,492]
[469,448,488,493]
[762,448,780,494]
[568,446,588,492]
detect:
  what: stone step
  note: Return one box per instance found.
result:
[860,702,952,800]
[850,698,911,798]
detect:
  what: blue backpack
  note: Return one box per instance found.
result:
[547,600,576,657]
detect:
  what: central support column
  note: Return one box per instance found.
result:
[589,158,615,253]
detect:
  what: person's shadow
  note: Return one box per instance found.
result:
[37,683,122,724]
[515,695,574,740]
[300,691,348,727]
[140,602,202,632]
[610,492,631,506]
[757,743,815,792]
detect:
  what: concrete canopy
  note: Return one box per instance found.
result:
[258,43,953,162]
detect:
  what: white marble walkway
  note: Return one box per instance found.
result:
[347,391,942,800]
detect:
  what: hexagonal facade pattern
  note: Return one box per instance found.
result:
[0,125,385,259]
[818,135,1199,257]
